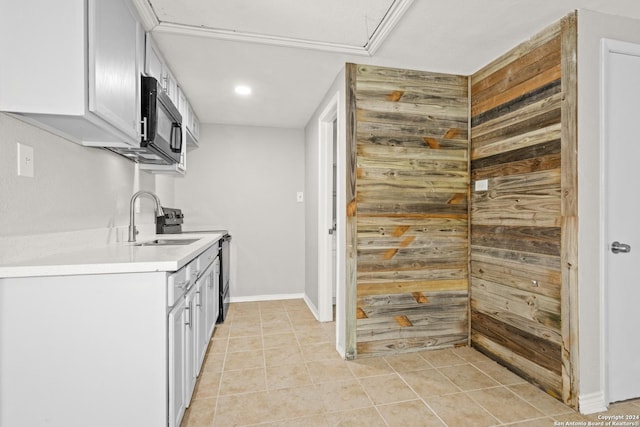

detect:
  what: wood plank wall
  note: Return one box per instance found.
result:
[469,15,577,405]
[347,64,470,356]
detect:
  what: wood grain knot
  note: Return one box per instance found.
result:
[386,90,405,102]
[356,307,368,319]
[394,315,413,327]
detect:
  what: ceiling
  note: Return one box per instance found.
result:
[132,0,640,129]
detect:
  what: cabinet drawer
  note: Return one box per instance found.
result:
[167,265,190,307]
[196,245,219,277]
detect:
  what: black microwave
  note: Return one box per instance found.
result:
[140,76,183,164]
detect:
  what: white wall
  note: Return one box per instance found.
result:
[576,9,640,413]
[174,124,305,299]
[0,113,157,238]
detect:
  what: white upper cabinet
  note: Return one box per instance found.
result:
[145,35,179,107]
[0,0,142,148]
[88,0,140,143]
[177,88,201,149]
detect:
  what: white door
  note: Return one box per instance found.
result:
[603,39,640,404]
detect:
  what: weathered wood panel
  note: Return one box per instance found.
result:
[559,12,579,408]
[350,63,469,357]
[470,16,576,406]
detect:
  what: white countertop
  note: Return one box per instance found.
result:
[0,232,223,278]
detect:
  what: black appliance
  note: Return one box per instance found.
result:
[108,76,183,165]
[156,207,184,234]
[217,233,231,324]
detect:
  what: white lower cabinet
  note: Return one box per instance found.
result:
[168,297,187,427]
[0,242,221,427]
[168,252,219,427]
[184,282,198,405]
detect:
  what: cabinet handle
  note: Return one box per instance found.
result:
[185,301,192,328]
[196,291,201,307]
[141,117,148,141]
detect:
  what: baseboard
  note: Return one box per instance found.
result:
[303,294,320,320]
[579,391,607,414]
[229,293,305,303]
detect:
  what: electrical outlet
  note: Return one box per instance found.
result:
[296,192,304,202]
[17,142,34,178]
[474,179,488,192]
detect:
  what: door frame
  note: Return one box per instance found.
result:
[317,92,342,324]
[600,37,640,405]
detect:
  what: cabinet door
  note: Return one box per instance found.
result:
[88,0,140,142]
[145,37,164,83]
[165,68,179,106]
[195,278,208,373]
[206,259,220,339]
[168,299,187,427]
[184,288,197,405]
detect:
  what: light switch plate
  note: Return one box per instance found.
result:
[474,179,488,191]
[17,142,34,178]
[296,191,304,202]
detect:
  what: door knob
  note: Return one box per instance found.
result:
[611,241,631,254]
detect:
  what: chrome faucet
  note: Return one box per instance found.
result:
[128,191,165,242]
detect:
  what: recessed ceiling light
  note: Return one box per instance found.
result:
[234,85,252,96]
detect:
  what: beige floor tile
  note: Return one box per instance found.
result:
[262,331,298,349]
[266,363,313,390]
[214,391,274,426]
[260,414,330,427]
[424,392,499,427]
[261,314,291,326]
[261,321,294,335]
[201,351,225,374]
[295,327,333,345]
[384,352,432,373]
[208,337,228,354]
[264,345,304,367]
[553,412,591,423]
[204,301,589,427]
[401,368,460,398]
[419,348,467,367]
[473,360,528,386]
[508,383,575,416]
[227,335,263,353]
[224,349,265,371]
[438,364,500,391]
[324,407,387,427]
[228,324,262,338]
[468,386,544,423]
[359,373,418,405]
[267,385,326,420]
[503,417,558,426]
[300,342,343,362]
[376,399,445,427]
[192,371,222,400]
[259,300,287,312]
[601,401,640,415]
[180,397,216,427]
[306,359,354,384]
[318,379,373,413]
[453,346,491,363]
[283,298,307,309]
[219,367,267,396]
[346,357,395,378]
[291,318,324,330]
[211,324,230,339]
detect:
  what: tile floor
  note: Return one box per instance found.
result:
[181,299,640,427]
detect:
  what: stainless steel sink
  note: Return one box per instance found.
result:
[134,238,201,247]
